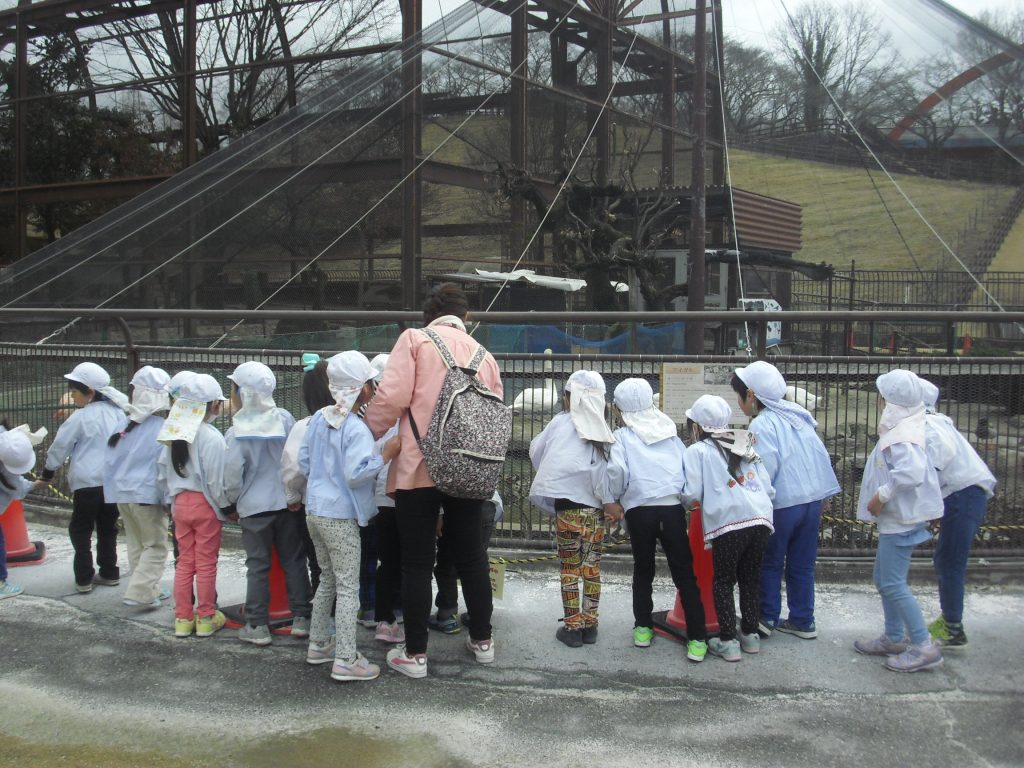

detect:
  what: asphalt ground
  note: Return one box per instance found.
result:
[1,520,1023,768]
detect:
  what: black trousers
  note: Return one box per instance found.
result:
[69,486,120,586]
[626,504,706,641]
[711,525,770,641]
[434,500,497,615]
[394,488,492,655]
[374,506,403,624]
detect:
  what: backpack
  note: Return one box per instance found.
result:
[408,328,511,500]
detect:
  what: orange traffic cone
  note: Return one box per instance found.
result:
[653,504,719,640]
[222,544,295,633]
[2,500,46,566]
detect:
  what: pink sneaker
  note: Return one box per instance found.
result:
[386,646,428,679]
[374,620,406,644]
[330,653,380,682]
[465,635,495,664]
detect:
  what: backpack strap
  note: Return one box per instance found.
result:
[422,326,486,375]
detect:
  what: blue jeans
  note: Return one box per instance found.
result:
[759,500,821,628]
[933,485,987,625]
[874,532,930,645]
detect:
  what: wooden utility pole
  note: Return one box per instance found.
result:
[685,0,707,354]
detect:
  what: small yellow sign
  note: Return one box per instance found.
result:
[489,561,506,599]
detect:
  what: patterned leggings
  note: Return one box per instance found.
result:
[306,515,361,663]
[556,508,605,630]
[711,524,770,641]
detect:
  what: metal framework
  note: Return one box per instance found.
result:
[0,0,803,322]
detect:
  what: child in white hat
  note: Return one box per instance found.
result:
[682,394,774,663]
[156,374,232,638]
[853,370,944,673]
[224,361,311,647]
[298,351,400,682]
[529,369,615,648]
[731,360,839,640]
[104,366,173,608]
[0,427,38,598]
[919,377,996,650]
[39,362,129,593]
[598,378,708,661]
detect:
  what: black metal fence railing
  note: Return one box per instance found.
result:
[4,339,1022,556]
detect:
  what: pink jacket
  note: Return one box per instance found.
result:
[364,324,503,493]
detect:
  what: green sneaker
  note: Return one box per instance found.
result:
[174,616,196,638]
[928,616,950,642]
[687,639,708,662]
[633,626,654,648]
[195,610,226,637]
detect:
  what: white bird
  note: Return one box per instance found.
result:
[785,385,819,412]
[513,349,559,414]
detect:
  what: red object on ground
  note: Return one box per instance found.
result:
[658,504,719,636]
[2,500,46,566]
[222,545,295,633]
[962,335,972,354]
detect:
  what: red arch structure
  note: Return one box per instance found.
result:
[888,52,1014,142]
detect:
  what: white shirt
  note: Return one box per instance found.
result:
[373,421,400,509]
[103,415,166,505]
[45,400,128,491]
[682,440,774,545]
[281,416,311,507]
[748,409,840,509]
[157,422,231,519]
[529,411,606,514]
[925,413,997,499]
[857,441,944,534]
[598,427,684,511]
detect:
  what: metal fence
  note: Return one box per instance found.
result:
[3,319,1022,555]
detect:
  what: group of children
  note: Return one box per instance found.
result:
[528,361,994,672]
[0,354,995,678]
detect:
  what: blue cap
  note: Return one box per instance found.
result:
[301,353,321,373]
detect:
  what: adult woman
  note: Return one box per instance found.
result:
[364,283,502,678]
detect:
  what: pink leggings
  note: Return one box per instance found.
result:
[172,491,223,620]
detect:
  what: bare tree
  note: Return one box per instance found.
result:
[101,0,397,156]
[956,9,1024,145]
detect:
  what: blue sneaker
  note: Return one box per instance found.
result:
[0,580,24,600]
[776,619,817,639]
[428,612,461,634]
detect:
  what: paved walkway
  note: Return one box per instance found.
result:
[1,522,1022,768]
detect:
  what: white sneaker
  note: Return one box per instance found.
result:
[374,620,406,643]
[330,653,380,682]
[291,616,311,638]
[386,646,428,679]
[465,635,495,664]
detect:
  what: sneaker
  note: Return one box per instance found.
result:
[687,639,708,662]
[428,612,461,634]
[776,619,818,639]
[375,620,406,643]
[556,626,583,648]
[937,624,968,650]
[174,616,196,637]
[306,637,336,665]
[927,616,950,642]
[386,646,428,679]
[885,640,944,673]
[465,635,495,664]
[331,653,380,682]
[708,637,742,662]
[739,632,760,654]
[757,620,776,639]
[356,608,376,628]
[633,626,655,648]
[238,623,272,647]
[75,581,94,594]
[124,587,172,608]
[93,575,120,587]
[195,610,226,637]
[0,581,24,599]
[291,616,311,638]
[854,634,910,657]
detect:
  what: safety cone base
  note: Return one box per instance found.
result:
[6,540,46,567]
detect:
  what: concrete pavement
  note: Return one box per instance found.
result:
[1,522,1023,768]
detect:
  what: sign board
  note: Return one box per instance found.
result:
[489,561,506,599]
[659,363,748,426]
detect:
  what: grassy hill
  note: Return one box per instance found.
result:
[727,149,1016,272]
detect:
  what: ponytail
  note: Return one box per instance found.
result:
[171,440,190,478]
[686,418,743,478]
[108,420,139,448]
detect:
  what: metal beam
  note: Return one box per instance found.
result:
[400,0,423,311]
[685,0,707,355]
